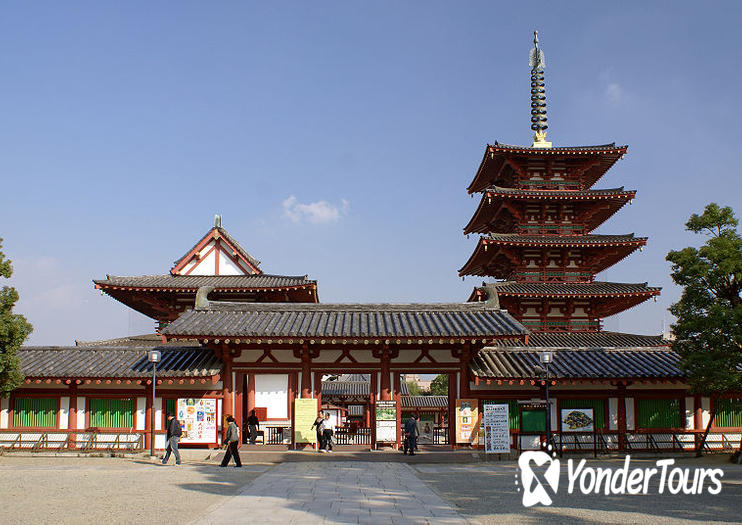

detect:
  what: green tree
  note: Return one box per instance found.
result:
[429,374,448,396]
[0,239,31,397]
[666,204,742,459]
[405,380,422,396]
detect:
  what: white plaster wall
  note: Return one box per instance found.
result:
[59,397,69,430]
[217,399,222,444]
[685,396,695,429]
[270,350,300,363]
[428,350,459,363]
[0,398,8,429]
[608,398,618,430]
[255,374,288,419]
[549,399,557,430]
[189,247,217,275]
[702,397,711,427]
[625,398,635,430]
[76,397,86,429]
[313,350,342,363]
[218,253,243,275]
[232,371,236,414]
[136,397,146,431]
[155,398,163,431]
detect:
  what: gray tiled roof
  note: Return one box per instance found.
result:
[497,331,668,348]
[19,346,221,378]
[161,302,528,340]
[482,281,661,297]
[401,395,448,408]
[173,227,262,271]
[484,186,634,198]
[484,233,645,246]
[322,380,410,396]
[75,334,198,347]
[492,142,625,152]
[470,347,684,379]
[94,274,314,290]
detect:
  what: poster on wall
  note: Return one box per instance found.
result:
[483,403,510,454]
[456,399,479,445]
[560,408,594,432]
[294,398,319,443]
[375,400,397,442]
[177,398,217,444]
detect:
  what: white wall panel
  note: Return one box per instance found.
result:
[702,397,711,427]
[59,397,69,430]
[625,398,635,430]
[136,397,146,431]
[155,397,163,431]
[608,398,618,430]
[255,374,288,419]
[76,397,86,429]
[685,396,695,429]
[0,398,9,429]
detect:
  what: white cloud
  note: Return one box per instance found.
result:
[605,83,623,105]
[282,195,350,224]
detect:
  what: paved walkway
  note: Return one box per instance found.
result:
[194,461,467,525]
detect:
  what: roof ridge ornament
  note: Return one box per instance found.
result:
[214,214,222,228]
[529,31,552,148]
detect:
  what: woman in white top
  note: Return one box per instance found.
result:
[322,413,334,452]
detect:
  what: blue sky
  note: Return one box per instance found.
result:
[2,2,741,344]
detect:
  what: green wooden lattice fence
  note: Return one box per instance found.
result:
[715,398,742,428]
[89,398,134,428]
[637,398,681,429]
[13,398,56,427]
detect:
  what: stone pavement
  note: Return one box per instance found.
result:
[194,461,467,525]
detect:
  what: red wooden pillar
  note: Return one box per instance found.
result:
[448,372,456,448]
[370,372,377,450]
[364,404,371,428]
[222,353,233,443]
[617,383,627,451]
[313,372,322,405]
[301,345,312,398]
[380,348,391,401]
[289,372,297,450]
[68,383,77,448]
[694,395,703,430]
[247,373,256,413]
[460,345,471,398]
[145,381,153,452]
[234,372,244,438]
[394,372,401,450]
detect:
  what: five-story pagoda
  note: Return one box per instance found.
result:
[461,32,660,333]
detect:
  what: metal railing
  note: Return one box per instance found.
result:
[0,430,145,452]
[334,427,371,445]
[515,430,742,456]
[433,426,449,445]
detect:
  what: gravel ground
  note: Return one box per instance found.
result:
[1,453,741,524]
[416,455,742,524]
[0,456,269,525]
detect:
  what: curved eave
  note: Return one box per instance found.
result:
[95,282,319,294]
[467,144,628,194]
[496,289,661,299]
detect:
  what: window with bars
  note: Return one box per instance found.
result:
[89,398,134,428]
[637,398,681,429]
[13,398,57,427]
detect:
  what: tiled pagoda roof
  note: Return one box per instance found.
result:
[94,274,316,291]
[172,226,262,272]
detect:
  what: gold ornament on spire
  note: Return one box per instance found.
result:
[530,31,551,148]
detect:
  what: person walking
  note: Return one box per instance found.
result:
[220,415,242,467]
[403,415,419,456]
[162,413,182,465]
[312,410,325,451]
[322,412,334,453]
[247,410,260,445]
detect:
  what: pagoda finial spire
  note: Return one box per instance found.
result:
[529,30,551,148]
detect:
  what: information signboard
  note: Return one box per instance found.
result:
[483,403,510,454]
[375,400,397,442]
[294,398,319,443]
[455,399,479,444]
[177,398,217,444]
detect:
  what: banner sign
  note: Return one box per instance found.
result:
[294,398,319,443]
[455,399,479,444]
[177,398,217,444]
[560,408,594,432]
[483,403,510,454]
[375,400,397,442]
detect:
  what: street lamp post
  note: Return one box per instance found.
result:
[147,350,161,457]
[539,350,554,454]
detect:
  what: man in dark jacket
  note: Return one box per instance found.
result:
[162,413,182,465]
[220,415,242,467]
[403,415,420,456]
